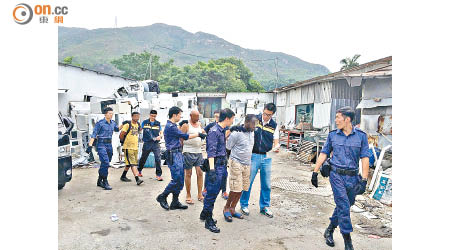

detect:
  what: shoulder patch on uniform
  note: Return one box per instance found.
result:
[355,127,366,134]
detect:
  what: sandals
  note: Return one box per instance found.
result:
[223,211,233,222]
[198,196,204,202]
[185,198,194,204]
[232,212,244,219]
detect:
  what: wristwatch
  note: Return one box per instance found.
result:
[362,177,368,182]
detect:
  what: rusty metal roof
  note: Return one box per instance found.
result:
[274,56,392,92]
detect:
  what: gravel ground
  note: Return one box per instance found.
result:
[59,149,392,250]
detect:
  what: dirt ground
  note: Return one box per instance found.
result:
[59,149,392,250]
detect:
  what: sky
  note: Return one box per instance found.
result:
[60,0,393,72]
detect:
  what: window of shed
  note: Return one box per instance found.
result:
[295,104,314,125]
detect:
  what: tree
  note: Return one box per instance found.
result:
[111,52,265,92]
[340,54,361,71]
[62,56,81,67]
[63,56,73,64]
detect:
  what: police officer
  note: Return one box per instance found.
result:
[86,107,120,190]
[200,108,235,233]
[239,103,280,218]
[204,110,230,200]
[156,106,207,210]
[311,106,370,250]
[138,110,163,181]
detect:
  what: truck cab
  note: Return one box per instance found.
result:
[58,113,74,190]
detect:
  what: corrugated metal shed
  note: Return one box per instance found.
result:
[276,92,287,107]
[314,81,332,103]
[288,88,301,106]
[357,98,392,109]
[331,79,362,100]
[313,102,331,128]
[300,84,315,104]
[362,78,392,99]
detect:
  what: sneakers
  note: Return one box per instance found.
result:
[138,172,143,177]
[120,176,132,182]
[136,179,144,185]
[156,176,163,181]
[260,207,273,218]
[241,207,250,216]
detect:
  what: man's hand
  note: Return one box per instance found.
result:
[311,172,318,188]
[208,170,217,183]
[356,179,368,195]
[86,146,92,154]
[272,144,280,153]
[198,133,207,139]
[179,120,189,127]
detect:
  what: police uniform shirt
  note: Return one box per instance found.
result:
[206,123,227,158]
[90,118,119,139]
[163,120,189,151]
[321,126,371,169]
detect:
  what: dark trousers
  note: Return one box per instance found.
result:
[97,143,113,177]
[138,142,162,177]
[163,152,184,195]
[203,159,228,213]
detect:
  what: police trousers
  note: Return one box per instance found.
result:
[203,157,227,213]
[97,142,113,178]
[329,168,361,234]
[163,151,184,195]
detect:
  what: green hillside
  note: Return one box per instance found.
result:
[58,23,330,90]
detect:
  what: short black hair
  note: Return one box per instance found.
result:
[132,111,140,116]
[214,110,220,114]
[337,106,355,122]
[103,107,113,114]
[219,108,235,122]
[264,103,276,114]
[168,106,183,118]
[150,110,157,115]
[245,114,257,123]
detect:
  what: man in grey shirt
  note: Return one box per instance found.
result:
[222,114,258,221]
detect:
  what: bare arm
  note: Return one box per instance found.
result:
[313,153,328,173]
[361,157,369,179]
[88,138,95,147]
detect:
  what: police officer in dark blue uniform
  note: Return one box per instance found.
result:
[138,109,164,181]
[204,110,230,200]
[311,106,370,250]
[86,107,120,190]
[200,108,235,233]
[156,106,207,210]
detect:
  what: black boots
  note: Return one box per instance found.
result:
[156,192,170,210]
[324,223,336,247]
[343,233,354,250]
[204,211,220,233]
[169,193,188,210]
[102,177,112,190]
[97,176,112,190]
[97,176,104,187]
[200,210,217,224]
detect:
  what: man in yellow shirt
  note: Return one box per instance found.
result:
[120,112,143,185]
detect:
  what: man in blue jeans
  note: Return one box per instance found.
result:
[240,103,280,218]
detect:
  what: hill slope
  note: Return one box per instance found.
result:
[58,23,330,90]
